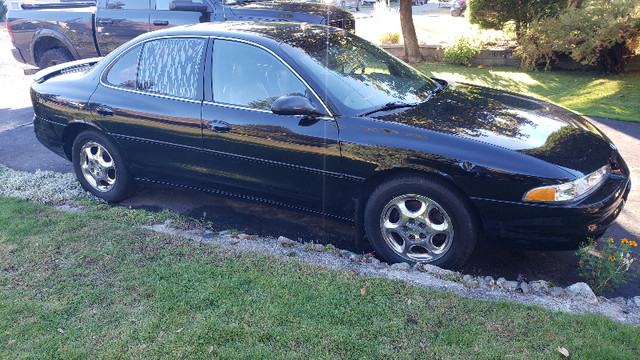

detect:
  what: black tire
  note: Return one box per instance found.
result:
[364,176,478,268]
[37,48,74,69]
[72,130,134,202]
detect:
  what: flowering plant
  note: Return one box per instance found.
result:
[576,238,638,295]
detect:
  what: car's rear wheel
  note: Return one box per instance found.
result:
[364,176,477,268]
[38,48,74,69]
[72,131,133,202]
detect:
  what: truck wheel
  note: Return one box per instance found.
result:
[38,48,74,69]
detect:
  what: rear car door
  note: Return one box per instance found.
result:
[201,39,344,212]
[89,36,208,184]
[96,0,151,55]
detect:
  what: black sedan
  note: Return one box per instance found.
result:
[30,22,631,268]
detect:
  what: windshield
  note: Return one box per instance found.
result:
[283,31,438,114]
[223,0,261,5]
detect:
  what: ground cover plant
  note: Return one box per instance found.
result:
[1,195,639,359]
[415,63,640,123]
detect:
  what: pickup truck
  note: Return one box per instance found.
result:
[7,0,355,68]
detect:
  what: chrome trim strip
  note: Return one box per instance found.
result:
[114,133,364,181]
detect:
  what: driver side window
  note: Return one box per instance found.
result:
[212,40,307,110]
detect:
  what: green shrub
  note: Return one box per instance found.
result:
[0,1,8,22]
[443,36,483,65]
[516,0,640,72]
[379,32,400,45]
[469,0,566,34]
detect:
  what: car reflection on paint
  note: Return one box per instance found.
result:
[30,22,631,268]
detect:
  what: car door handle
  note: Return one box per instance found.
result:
[97,18,113,25]
[206,120,231,133]
[153,20,169,26]
[96,106,114,117]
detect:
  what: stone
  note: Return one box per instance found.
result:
[370,257,381,266]
[611,297,627,306]
[348,254,360,262]
[631,296,640,308]
[462,274,474,283]
[278,236,297,247]
[564,282,598,304]
[339,249,352,258]
[496,277,507,289]
[419,264,458,277]
[477,278,488,290]
[518,282,531,294]
[529,280,551,294]
[504,281,518,291]
[549,287,565,297]
[483,276,495,286]
[314,243,324,251]
[391,262,411,271]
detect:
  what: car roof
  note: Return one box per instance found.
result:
[135,21,343,45]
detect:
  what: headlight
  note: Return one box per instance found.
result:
[523,165,610,203]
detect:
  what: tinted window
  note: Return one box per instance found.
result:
[105,44,142,89]
[137,38,206,99]
[212,40,306,109]
[155,0,202,9]
[107,0,149,10]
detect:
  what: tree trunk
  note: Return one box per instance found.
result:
[399,0,423,63]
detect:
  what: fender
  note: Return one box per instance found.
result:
[31,29,80,64]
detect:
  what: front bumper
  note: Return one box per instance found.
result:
[474,174,631,250]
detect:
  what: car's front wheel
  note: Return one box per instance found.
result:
[364,176,478,268]
[72,131,134,202]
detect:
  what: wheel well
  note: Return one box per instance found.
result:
[33,37,72,65]
[354,168,484,244]
[62,123,97,160]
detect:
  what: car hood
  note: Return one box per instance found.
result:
[373,82,615,175]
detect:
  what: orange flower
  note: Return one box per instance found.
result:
[579,260,583,264]
[600,250,604,254]
[608,238,614,243]
[621,238,629,244]
[629,240,638,247]
[609,256,616,261]
[593,242,598,246]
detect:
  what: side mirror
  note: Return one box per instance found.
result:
[169,0,211,12]
[271,95,325,117]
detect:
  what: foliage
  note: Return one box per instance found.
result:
[413,62,640,123]
[0,1,7,22]
[469,0,567,33]
[379,32,400,44]
[1,196,640,358]
[516,0,640,73]
[443,36,483,65]
[576,238,638,295]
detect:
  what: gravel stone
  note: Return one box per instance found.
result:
[462,274,474,283]
[529,280,551,294]
[632,296,640,308]
[504,281,518,291]
[314,243,324,251]
[391,262,411,271]
[339,249,352,258]
[277,236,297,247]
[477,278,488,290]
[565,282,598,304]
[496,277,507,289]
[518,282,531,294]
[550,287,565,297]
[483,276,495,286]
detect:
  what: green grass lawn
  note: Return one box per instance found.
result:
[1,196,639,359]
[415,63,640,123]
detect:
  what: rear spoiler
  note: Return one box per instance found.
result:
[21,1,96,9]
[34,57,103,83]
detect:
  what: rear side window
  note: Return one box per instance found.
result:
[105,44,142,89]
[138,38,206,99]
[104,38,206,100]
[107,0,150,10]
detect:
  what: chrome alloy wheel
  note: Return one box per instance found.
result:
[380,194,454,262]
[79,141,117,192]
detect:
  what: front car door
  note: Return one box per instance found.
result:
[201,38,345,214]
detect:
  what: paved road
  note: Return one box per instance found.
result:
[1,27,638,297]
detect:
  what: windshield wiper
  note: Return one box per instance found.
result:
[362,101,417,117]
